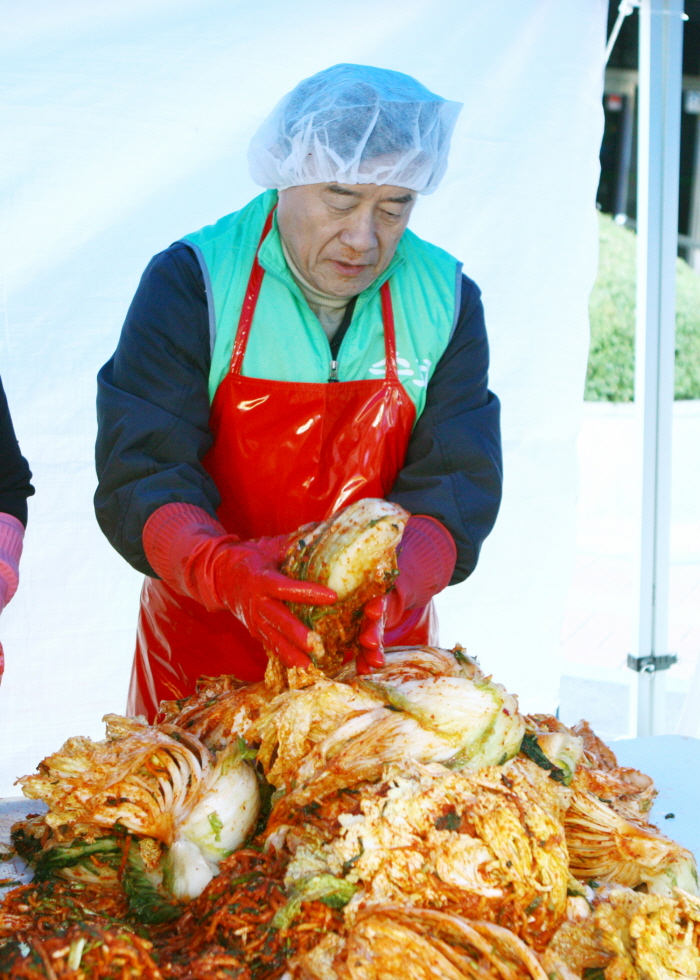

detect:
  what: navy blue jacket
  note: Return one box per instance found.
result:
[0,376,34,526]
[95,242,502,583]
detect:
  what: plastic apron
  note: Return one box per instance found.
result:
[129,209,438,721]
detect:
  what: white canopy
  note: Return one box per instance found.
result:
[0,0,606,795]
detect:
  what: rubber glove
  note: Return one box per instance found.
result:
[354,515,457,674]
[143,503,337,669]
[354,595,388,674]
[0,513,25,686]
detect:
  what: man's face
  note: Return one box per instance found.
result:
[276,182,416,298]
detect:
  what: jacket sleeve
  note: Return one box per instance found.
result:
[94,243,218,576]
[0,375,35,527]
[388,275,503,584]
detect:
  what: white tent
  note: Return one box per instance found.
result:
[0,0,606,795]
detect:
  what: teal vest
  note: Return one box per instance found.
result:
[183,190,462,418]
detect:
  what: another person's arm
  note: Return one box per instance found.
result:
[0,376,33,609]
[0,375,35,680]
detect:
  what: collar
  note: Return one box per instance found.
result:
[279,238,348,311]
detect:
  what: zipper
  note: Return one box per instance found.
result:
[326,296,358,383]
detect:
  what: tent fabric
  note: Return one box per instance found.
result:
[0,0,606,796]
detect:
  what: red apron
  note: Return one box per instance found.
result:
[128,210,438,720]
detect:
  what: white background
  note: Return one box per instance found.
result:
[0,0,606,795]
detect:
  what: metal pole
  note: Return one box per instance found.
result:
[632,0,683,736]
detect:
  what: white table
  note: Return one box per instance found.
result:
[0,798,47,898]
[613,735,700,857]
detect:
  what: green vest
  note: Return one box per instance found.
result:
[183,190,461,418]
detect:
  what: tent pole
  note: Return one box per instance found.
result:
[631,0,683,736]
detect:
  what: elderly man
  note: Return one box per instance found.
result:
[95,64,502,720]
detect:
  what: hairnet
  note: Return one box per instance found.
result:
[248,64,462,195]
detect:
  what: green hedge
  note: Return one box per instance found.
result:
[585,211,700,401]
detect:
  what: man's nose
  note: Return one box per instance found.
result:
[339,210,379,254]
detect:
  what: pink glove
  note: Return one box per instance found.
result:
[354,515,457,674]
[0,513,25,686]
[143,503,337,669]
[0,513,23,614]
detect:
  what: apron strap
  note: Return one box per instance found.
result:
[229,207,275,376]
[230,207,400,383]
[380,281,399,382]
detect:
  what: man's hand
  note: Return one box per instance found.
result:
[207,536,337,668]
[143,504,336,669]
[355,595,387,674]
[350,515,458,674]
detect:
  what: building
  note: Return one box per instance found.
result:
[602,0,700,267]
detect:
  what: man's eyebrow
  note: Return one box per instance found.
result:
[384,192,414,204]
[324,184,414,205]
[325,184,362,197]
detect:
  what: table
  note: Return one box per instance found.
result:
[613,734,700,857]
[0,798,47,899]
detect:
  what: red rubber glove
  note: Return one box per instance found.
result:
[143,503,337,669]
[354,515,457,674]
[355,595,387,674]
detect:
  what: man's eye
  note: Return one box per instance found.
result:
[382,210,403,220]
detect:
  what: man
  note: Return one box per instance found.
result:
[95,64,502,721]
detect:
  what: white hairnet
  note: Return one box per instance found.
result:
[248,64,462,195]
